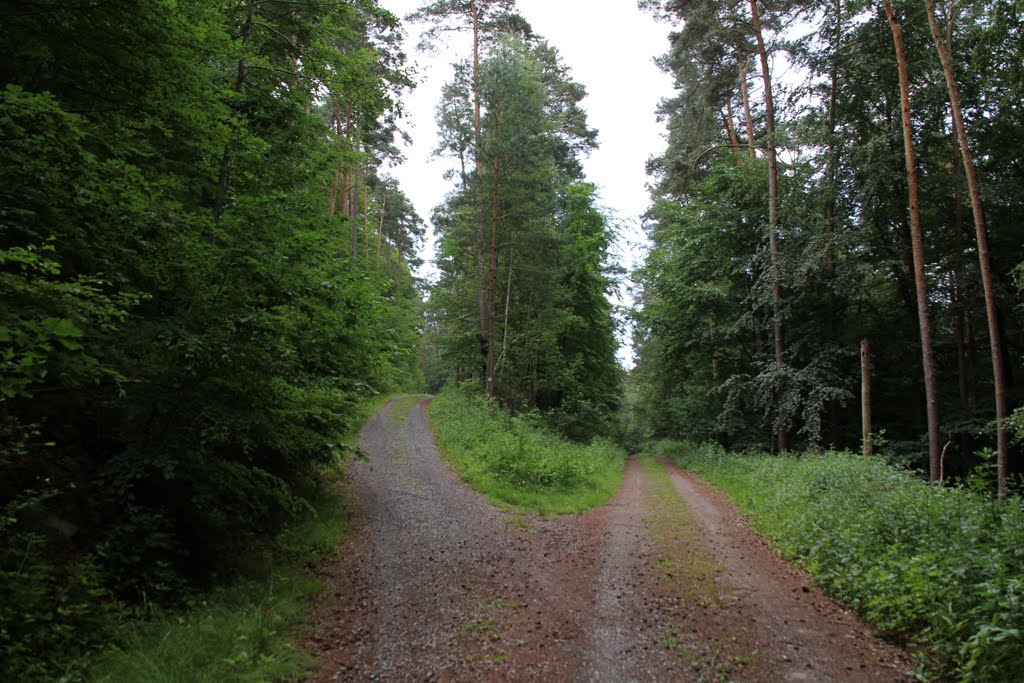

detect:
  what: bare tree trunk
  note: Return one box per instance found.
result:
[376,191,386,272]
[485,152,500,398]
[862,339,873,456]
[750,0,787,452]
[327,101,343,217]
[738,56,757,161]
[352,140,360,260]
[924,0,1010,498]
[471,0,489,388]
[722,103,743,166]
[884,0,941,480]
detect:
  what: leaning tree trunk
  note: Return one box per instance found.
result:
[924,0,1010,498]
[883,0,942,480]
[749,0,787,452]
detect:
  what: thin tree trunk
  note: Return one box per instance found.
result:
[862,339,873,456]
[352,140,360,260]
[485,152,500,398]
[750,0,787,452]
[376,191,386,272]
[327,101,343,217]
[739,56,757,161]
[722,104,743,167]
[924,0,1010,498]
[471,0,489,388]
[824,0,844,446]
[884,0,941,480]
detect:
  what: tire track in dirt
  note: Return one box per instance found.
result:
[659,457,915,682]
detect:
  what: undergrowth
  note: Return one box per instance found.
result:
[7,392,395,682]
[87,470,348,683]
[656,439,1024,682]
[429,386,625,515]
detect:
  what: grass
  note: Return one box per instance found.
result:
[656,439,1024,682]
[428,386,625,515]
[88,477,348,683]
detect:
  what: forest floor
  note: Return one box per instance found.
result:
[305,397,915,682]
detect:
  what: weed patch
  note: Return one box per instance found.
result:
[429,386,625,515]
[659,440,1024,682]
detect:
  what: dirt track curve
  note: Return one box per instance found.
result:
[307,397,914,682]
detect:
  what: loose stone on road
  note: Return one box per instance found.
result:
[307,397,913,681]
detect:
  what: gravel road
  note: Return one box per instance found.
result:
[307,397,914,682]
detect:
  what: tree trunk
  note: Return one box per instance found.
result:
[862,339,873,456]
[738,56,757,161]
[485,152,500,398]
[471,0,489,389]
[722,103,743,167]
[750,0,787,452]
[884,0,941,480]
[924,0,1010,498]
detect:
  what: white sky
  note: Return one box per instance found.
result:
[381,0,676,365]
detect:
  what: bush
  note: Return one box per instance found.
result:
[659,441,1024,681]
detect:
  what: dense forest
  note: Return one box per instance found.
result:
[1,0,425,676]
[630,0,1024,491]
[1,0,1023,680]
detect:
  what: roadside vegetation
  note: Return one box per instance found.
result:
[656,440,1024,681]
[430,386,625,515]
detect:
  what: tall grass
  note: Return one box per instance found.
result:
[656,440,1024,681]
[429,386,625,515]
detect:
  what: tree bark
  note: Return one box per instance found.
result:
[924,0,1010,498]
[471,0,489,389]
[722,104,744,167]
[862,339,873,457]
[485,151,500,398]
[884,0,941,480]
[738,56,757,161]
[749,0,787,452]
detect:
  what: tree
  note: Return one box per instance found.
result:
[882,0,942,480]
[923,0,1010,498]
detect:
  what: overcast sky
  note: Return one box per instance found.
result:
[381,0,676,364]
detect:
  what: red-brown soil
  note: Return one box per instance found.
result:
[305,398,914,681]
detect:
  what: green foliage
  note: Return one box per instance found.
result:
[662,442,1024,681]
[1,0,421,679]
[633,0,1024,464]
[430,386,625,515]
[89,479,348,683]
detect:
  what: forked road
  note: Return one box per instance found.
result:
[308,397,913,682]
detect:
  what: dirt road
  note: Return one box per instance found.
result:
[307,397,913,682]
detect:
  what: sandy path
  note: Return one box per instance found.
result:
[307,398,913,682]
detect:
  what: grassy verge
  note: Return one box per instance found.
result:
[428,386,625,515]
[88,498,344,682]
[88,393,398,682]
[656,439,1024,682]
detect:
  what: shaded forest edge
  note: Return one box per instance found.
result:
[1,1,424,680]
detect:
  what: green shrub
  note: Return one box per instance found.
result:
[659,441,1024,681]
[430,386,625,515]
